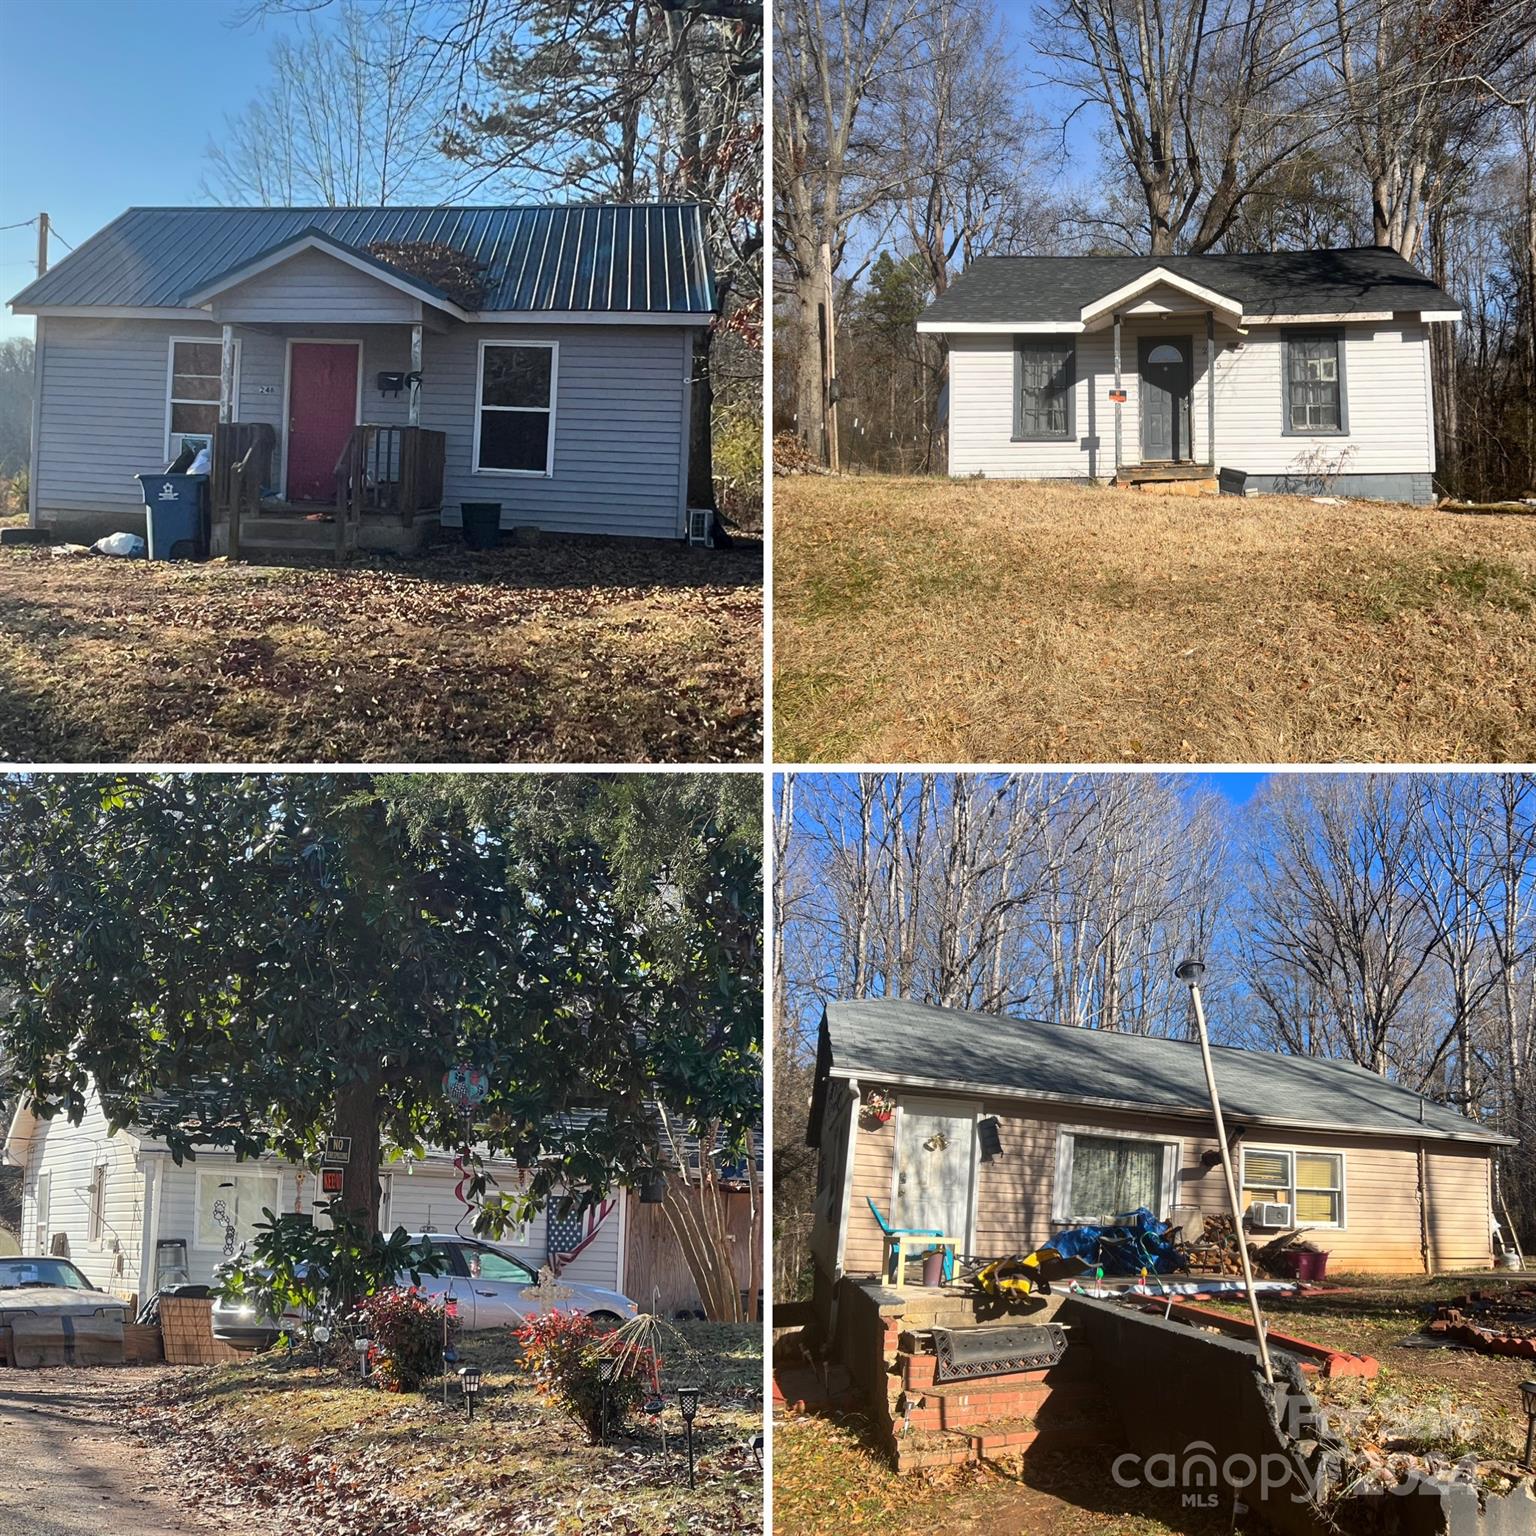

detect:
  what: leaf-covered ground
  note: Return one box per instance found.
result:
[0,536,761,763]
[1198,1272,1536,1485]
[772,1413,1227,1536]
[132,1322,763,1536]
[774,476,1536,763]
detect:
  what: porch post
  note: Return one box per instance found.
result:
[1112,311,1122,475]
[408,323,423,427]
[1205,310,1215,469]
[219,323,235,424]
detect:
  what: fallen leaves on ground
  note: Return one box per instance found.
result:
[129,1324,763,1536]
[0,536,762,763]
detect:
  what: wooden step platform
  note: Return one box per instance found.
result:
[1112,462,1219,496]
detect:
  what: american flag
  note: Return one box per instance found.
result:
[547,1196,617,1270]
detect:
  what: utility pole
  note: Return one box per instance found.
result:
[36,212,49,278]
[1176,959,1275,1387]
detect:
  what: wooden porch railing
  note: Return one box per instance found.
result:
[211,422,277,560]
[333,424,447,554]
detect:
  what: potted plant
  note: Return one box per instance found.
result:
[861,1088,895,1127]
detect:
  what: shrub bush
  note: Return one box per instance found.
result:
[516,1310,659,1441]
[356,1286,460,1393]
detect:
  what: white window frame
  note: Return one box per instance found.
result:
[165,334,240,460]
[473,338,558,478]
[33,1169,51,1253]
[87,1160,107,1246]
[1240,1145,1346,1230]
[1052,1125,1181,1226]
[192,1168,281,1252]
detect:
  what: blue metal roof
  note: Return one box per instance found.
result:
[8,205,717,315]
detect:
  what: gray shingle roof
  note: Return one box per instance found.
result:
[920,247,1457,327]
[8,205,716,315]
[817,998,1510,1146]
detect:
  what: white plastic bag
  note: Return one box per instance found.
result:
[188,447,212,475]
[93,531,147,558]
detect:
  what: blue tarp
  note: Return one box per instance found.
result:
[1045,1207,1188,1275]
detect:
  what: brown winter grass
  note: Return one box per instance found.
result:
[0,536,762,763]
[772,476,1536,764]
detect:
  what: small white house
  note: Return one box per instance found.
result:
[918,248,1460,503]
[8,204,714,549]
[2,1088,630,1307]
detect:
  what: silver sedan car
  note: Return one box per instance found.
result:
[210,1232,639,1350]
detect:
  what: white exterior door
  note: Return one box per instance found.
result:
[893,1098,975,1242]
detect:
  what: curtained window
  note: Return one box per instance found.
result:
[1014,337,1076,440]
[1061,1133,1168,1223]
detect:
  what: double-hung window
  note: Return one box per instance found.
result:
[1284,330,1345,434]
[194,1170,280,1252]
[475,340,557,475]
[1014,336,1075,441]
[1241,1147,1344,1226]
[166,337,237,459]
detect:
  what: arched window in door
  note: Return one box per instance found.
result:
[1146,343,1184,365]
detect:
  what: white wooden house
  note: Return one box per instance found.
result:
[918,248,1460,503]
[2,1088,628,1306]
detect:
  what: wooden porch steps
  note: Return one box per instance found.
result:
[228,513,350,557]
[1112,462,1219,496]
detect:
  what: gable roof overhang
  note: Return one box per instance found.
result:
[3,1101,40,1169]
[1079,265,1245,329]
[179,228,473,321]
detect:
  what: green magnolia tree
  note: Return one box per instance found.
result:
[0,774,761,1271]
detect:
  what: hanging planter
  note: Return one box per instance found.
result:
[639,1169,669,1204]
[861,1088,895,1128]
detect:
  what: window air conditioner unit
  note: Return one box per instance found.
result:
[1251,1201,1293,1228]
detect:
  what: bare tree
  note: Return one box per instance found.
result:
[1238,776,1439,1074]
[205,2,458,205]
[774,0,935,459]
[1033,0,1321,254]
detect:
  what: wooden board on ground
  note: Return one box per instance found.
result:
[123,1322,165,1364]
[159,1297,244,1365]
[8,1313,124,1368]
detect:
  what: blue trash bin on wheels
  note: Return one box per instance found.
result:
[136,473,210,560]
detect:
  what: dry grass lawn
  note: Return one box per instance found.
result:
[0,536,761,763]
[773,476,1536,763]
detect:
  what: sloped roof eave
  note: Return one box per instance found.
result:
[821,1061,1514,1146]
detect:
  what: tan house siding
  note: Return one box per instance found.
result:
[844,1112,897,1277]
[1425,1143,1495,1271]
[834,1087,1495,1279]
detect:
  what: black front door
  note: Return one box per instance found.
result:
[1139,336,1192,461]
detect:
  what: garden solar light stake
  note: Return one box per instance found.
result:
[1522,1381,1536,1468]
[459,1364,482,1420]
[1177,959,1275,1387]
[678,1385,700,1489]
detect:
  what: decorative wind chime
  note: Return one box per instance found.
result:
[442,1063,490,1237]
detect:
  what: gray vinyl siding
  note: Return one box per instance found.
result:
[210,247,423,324]
[430,323,687,539]
[34,316,688,539]
[946,319,1435,493]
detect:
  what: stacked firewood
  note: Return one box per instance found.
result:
[1183,1214,1315,1277]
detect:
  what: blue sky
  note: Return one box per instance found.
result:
[0,0,313,342]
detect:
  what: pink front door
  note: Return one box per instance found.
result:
[286,342,359,501]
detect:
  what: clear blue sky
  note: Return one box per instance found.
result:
[0,0,316,342]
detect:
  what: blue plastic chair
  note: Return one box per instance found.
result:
[866,1197,956,1284]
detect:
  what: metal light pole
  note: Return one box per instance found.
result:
[1176,959,1275,1386]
